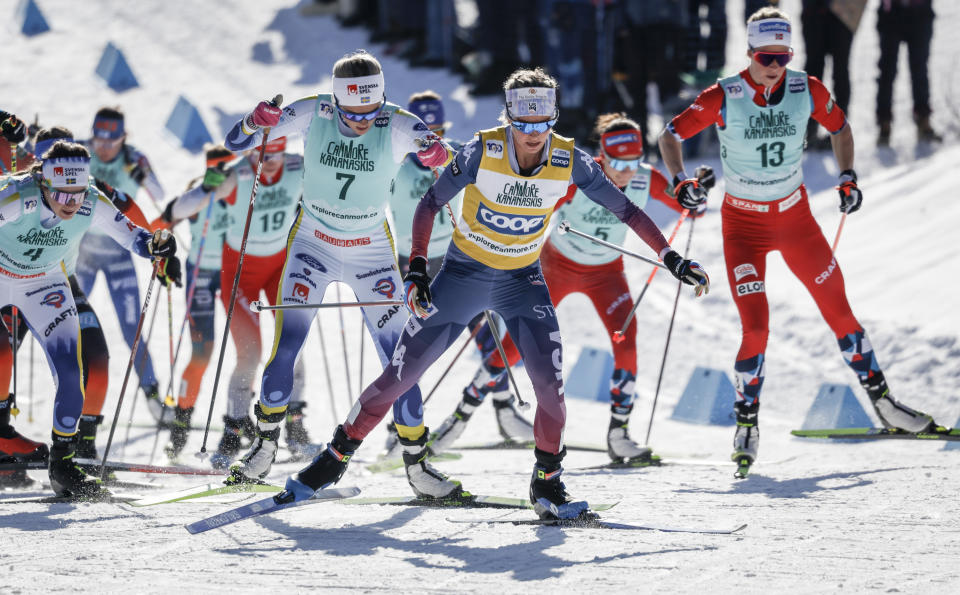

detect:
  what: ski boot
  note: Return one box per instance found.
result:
[210,415,254,469]
[75,414,102,460]
[283,424,361,502]
[164,407,193,461]
[0,396,48,488]
[529,448,593,520]
[401,428,463,500]
[606,418,655,466]
[48,432,109,500]
[427,392,482,454]
[226,405,284,485]
[285,401,321,461]
[491,392,534,443]
[732,401,759,478]
[862,372,935,433]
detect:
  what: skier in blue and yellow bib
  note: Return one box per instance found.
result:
[282,68,710,519]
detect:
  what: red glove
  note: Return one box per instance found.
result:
[246,101,282,129]
[417,142,448,168]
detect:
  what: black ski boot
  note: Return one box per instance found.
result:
[0,396,48,487]
[529,447,593,520]
[732,400,759,478]
[283,425,361,502]
[164,407,194,460]
[48,432,109,500]
[285,401,321,460]
[211,415,252,469]
[75,414,102,460]
[227,404,284,485]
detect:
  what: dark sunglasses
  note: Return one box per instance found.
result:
[752,50,793,67]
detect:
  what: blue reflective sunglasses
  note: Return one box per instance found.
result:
[509,118,558,135]
[336,103,383,122]
[607,157,641,171]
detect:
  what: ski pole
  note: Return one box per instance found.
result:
[163,189,217,404]
[100,259,162,480]
[315,316,337,420]
[147,284,176,464]
[644,217,697,445]
[198,94,282,458]
[358,322,365,394]
[556,221,668,270]
[249,299,403,312]
[335,284,354,407]
[28,330,34,423]
[482,310,530,411]
[613,209,689,343]
[831,212,847,254]
[121,291,161,452]
[422,322,483,406]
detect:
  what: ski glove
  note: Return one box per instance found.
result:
[243,100,282,132]
[403,256,433,319]
[157,256,183,288]
[663,250,710,297]
[201,163,227,192]
[837,169,862,214]
[673,174,708,211]
[149,229,177,258]
[416,141,448,168]
[0,112,26,144]
[695,165,716,190]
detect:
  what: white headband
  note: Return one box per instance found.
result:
[747,18,792,49]
[42,157,90,187]
[332,73,385,107]
[505,87,557,119]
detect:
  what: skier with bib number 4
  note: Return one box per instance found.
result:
[0,141,179,498]
[279,68,709,520]
[222,50,454,497]
[658,7,943,477]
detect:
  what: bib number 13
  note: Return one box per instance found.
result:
[756,141,785,167]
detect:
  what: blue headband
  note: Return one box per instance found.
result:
[408,98,445,128]
[92,116,124,139]
[34,136,74,158]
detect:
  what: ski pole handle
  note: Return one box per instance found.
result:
[250,300,404,312]
[557,221,668,270]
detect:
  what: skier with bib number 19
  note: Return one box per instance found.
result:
[658,7,943,477]
[279,67,709,520]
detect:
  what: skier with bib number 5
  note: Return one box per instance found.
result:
[280,67,709,520]
[658,7,943,476]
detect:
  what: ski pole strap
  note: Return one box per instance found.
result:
[249,300,404,312]
[556,221,668,270]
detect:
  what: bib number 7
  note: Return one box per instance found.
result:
[336,172,355,201]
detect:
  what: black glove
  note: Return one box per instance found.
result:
[149,229,177,258]
[673,174,708,211]
[200,163,227,192]
[157,256,183,288]
[663,250,710,297]
[837,169,862,214]
[403,256,433,318]
[695,165,716,190]
[0,112,26,144]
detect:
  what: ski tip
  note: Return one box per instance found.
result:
[731,523,748,533]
